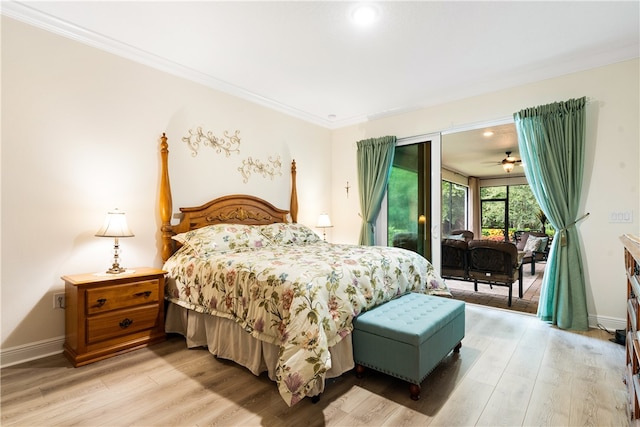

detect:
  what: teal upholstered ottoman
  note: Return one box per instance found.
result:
[352,293,465,400]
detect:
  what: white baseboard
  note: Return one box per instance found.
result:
[1,336,65,368]
[589,314,626,332]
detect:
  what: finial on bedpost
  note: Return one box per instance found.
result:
[160,132,168,151]
[290,160,298,223]
[160,133,174,261]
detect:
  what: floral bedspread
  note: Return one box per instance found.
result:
[163,224,449,406]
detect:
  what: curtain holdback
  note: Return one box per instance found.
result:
[559,212,590,246]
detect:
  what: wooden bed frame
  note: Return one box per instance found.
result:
[159,133,299,261]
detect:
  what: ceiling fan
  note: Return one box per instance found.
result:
[501,151,522,173]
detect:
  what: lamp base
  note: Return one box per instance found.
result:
[105,238,127,274]
[106,264,127,274]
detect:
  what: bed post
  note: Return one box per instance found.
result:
[160,133,173,261]
[290,160,298,223]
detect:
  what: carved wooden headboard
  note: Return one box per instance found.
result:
[159,133,299,261]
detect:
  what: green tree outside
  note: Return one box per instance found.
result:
[387,166,418,241]
[481,185,554,240]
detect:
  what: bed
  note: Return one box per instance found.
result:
[158,133,451,406]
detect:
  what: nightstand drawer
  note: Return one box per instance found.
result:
[86,279,159,314]
[87,305,160,344]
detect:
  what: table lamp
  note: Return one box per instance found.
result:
[95,208,134,274]
[316,214,333,241]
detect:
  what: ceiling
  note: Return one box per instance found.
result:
[4,1,639,177]
[442,122,525,178]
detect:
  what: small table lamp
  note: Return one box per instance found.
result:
[316,213,333,241]
[95,208,134,274]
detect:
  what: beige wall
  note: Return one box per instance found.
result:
[2,16,638,364]
[331,59,640,328]
[1,17,331,358]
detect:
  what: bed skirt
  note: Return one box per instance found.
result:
[165,302,355,396]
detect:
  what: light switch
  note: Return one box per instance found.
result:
[610,210,633,223]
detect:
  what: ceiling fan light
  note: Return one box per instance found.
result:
[502,161,515,173]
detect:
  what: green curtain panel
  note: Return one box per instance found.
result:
[514,97,588,330]
[356,136,396,245]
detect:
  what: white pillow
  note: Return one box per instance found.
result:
[524,236,546,252]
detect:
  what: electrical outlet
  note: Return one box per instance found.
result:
[53,293,65,309]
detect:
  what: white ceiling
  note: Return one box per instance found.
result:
[4,1,639,177]
[442,122,525,178]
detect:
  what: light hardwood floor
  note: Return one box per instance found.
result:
[1,304,629,426]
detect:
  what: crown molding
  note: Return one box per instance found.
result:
[1,1,336,129]
[4,1,636,132]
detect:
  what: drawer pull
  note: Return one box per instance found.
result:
[135,291,152,298]
[119,318,133,329]
[96,298,107,307]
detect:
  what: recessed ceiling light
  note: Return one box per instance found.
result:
[483,131,494,137]
[351,4,379,26]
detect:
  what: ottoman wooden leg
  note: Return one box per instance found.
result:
[454,342,462,353]
[409,383,421,400]
[355,364,365,378]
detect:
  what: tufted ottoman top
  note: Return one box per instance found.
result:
[353,293,465,347]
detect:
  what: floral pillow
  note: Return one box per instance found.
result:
[523,236,547,253]
[172,224,272,256]
[259,223,320,245]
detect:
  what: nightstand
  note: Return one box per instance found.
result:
[62,267,166,367]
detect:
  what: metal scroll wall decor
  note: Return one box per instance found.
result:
[182,127,241,157]
[183,127,282,183]
[238,156,282,183]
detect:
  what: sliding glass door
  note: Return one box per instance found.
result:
[386,142,431,259]
[376,133,441,268]
[375,133,441,267]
